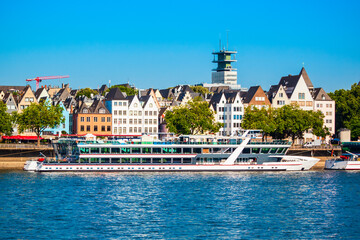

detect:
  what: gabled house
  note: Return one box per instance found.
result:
[2,92,18,114]
[242,86,271,109]
[312,88,335,139]
[73,99,112,135]
[17,86,38,113]
[43,101,70,135]
[34,87,50,102]
[210,91,244,136]
[278,67,314,111]
[267,85,290,108]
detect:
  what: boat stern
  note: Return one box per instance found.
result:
[23,160,41,171]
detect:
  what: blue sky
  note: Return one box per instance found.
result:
[0,0,359,92]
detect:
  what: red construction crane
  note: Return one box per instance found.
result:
[26,75,69,90]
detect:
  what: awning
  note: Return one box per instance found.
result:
[2,135,44,140]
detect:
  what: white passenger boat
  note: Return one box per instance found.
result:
[325,142,360,170]
[24,134,319,172]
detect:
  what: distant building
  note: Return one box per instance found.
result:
[212,47,237,85]
[242,86,271,109]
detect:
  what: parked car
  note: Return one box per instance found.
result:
[303,141,321,148]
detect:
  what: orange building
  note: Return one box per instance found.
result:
[73,99,112,135]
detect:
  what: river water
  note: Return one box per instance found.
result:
[0,171,359,239]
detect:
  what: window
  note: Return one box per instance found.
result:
[114,119,117,124]
[129,119,133,124]
[134,103,138,107]
[145,111,148,116]
[114,102,117,106]
[298,93,305,99]
[114,127,117,134]
[83,109,88,113]
[86,117,90,122]
[138,127,141,133]
[30,97,34,102]
[80,125,84,131]
[130,110,133,116]
[134,119,137,124]
[145,119,148,124]
[123,110,126,115]
[94,117,98,122]
[123,102,127,106]
[114,110,117,115]
[279,93,283,97]
[153,119,157,124]
[153,111,157,116]
[123,127,126,134]
[138,111,142,116]
[25,97,29,102]
[86,125,90,131]
[153,127,156,133]
[94,126,98,131]
[99,108,105,114]
[129,127,133,133]
[107,117,111,122]
[107,126,111,132]
[119,102,122,106]
[145,127,148,133]
[101,126,105,131]
[149,111,152,116]
[149,119,152,124]
[80,117,84,122]
[101,117,105,122]
[123,119,126,124]
[138,119,142,124]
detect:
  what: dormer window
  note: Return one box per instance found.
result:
[83,109,88,113]
[322,94,325,100]
[99,108,105,114]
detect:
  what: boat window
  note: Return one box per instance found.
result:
[173,148,182,153]
[121,148,130,153]
[162,148,173,153]
[162,158,171,163]
[243,148,250,154]
[101,158,110,163]
[112,148,120,153]
[212,148,222,154]
[193,148,202,154]
[90,148,100,154]
[277,148,285,154]
[252,148,260,154]
[80,148,89,153]
[112,158,121,163]
[131,158,140,163]
[132,148,141,154]
[121,158,130,163]
[183,158,192,163]
[270,148,277,154]
[153,148,161,153]
[183,148,191,154]
[142,158,151,163]
[80,158,89,163]
[153,158,161,163]
[261,148,270,154]
[101,148,110,154]
[173,158,181,163]
[90,158,99,163]
[142,148,151,154]
[203,148,210,154]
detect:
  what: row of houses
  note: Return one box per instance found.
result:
[0,67,335,143]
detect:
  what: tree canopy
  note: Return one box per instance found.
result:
[0,102,13,136]
[242,105,329,143]
[76,88,98,98]
[105,85,138,96]
[329,83,360,140]
[190,86,211,96]
[16,101,65,146]
[165,100,223,135]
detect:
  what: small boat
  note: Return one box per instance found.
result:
[325,142,360,170]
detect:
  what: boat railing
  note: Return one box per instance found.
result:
[74,140,291,146]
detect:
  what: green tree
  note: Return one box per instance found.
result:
[17,101,65,146]
[0,102,13,136]
[190,86,211,96]
[165,100,223,135]
[242,105,329,143]
[76,88,98,98]
[105,85,138,96]
[329,83,360,140]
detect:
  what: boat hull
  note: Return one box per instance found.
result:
[24,160,318,172]
[325,159,360,170]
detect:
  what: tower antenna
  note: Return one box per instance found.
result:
[226,30,229,50]
[219,34,221,51]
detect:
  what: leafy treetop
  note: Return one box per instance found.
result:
[76,88,98,98]
[104,85,138,96]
